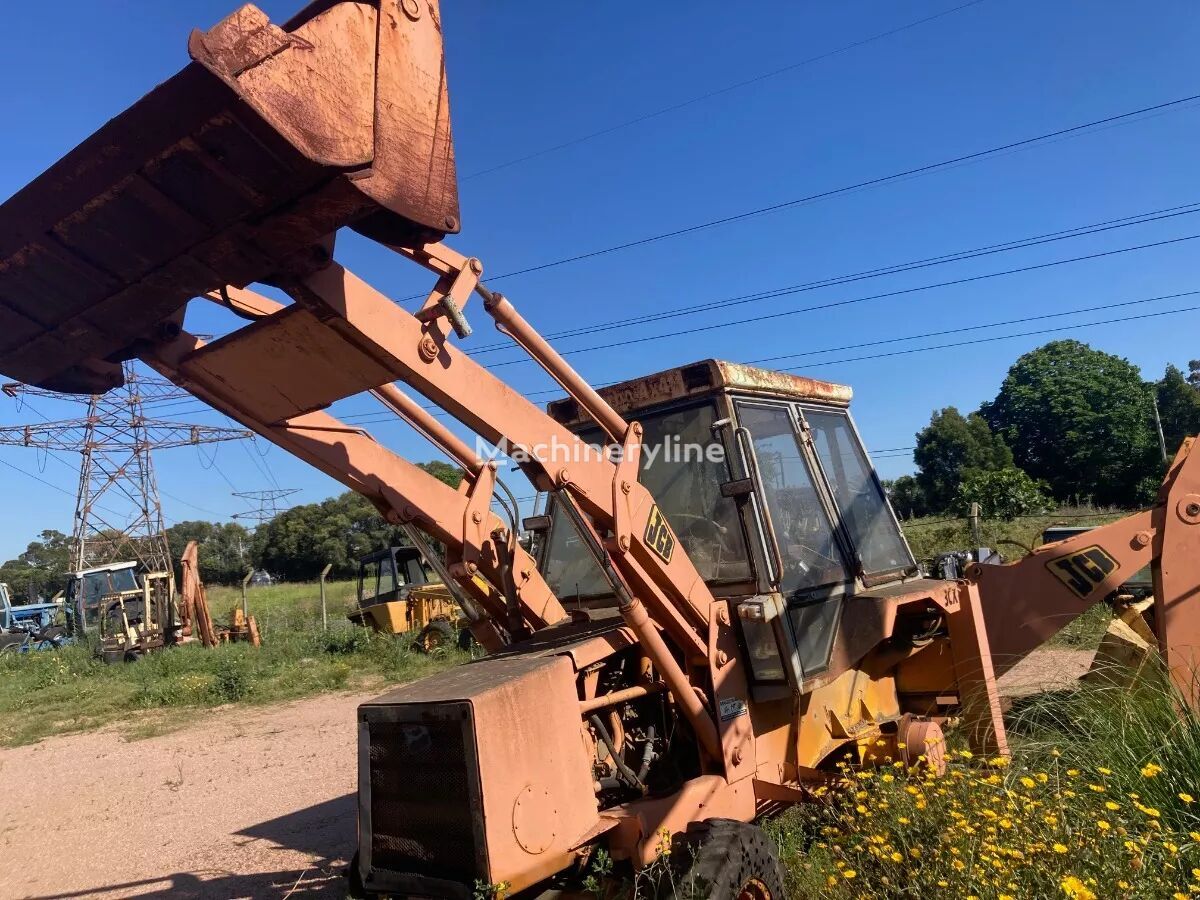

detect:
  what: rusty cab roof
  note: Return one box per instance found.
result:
[547,359,852,429]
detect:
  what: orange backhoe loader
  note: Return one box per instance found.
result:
[1,2,1197,895]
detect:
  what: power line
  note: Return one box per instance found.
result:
[746,289,1200,367]
[343,285,1200,427]
[783,302,1200,372]
[428,92,1200,292]
[483,231,1200,368]
[467,201,1200,353]
[462,0,990,180]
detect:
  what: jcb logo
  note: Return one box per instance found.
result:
[644,505,675,564]
[1046,545,1120,599]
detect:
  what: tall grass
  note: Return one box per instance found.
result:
[0,580,459,746]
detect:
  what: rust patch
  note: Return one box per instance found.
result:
[549,359,852,425]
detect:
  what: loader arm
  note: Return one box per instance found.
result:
[971,437,1200,699]
[0,0,728,762]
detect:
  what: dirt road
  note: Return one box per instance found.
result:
[0,690,376,900]
[0,650,1095,899]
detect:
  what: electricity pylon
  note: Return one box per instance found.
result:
[232,489,300,527]
[0,362,250,573]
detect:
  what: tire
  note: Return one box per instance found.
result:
[457,628,476,652]
[676,820,785,900]
[413,620,454,653]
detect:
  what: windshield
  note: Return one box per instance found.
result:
[541,401,752,599]
[803,409,913,575]
[736,403,850,595]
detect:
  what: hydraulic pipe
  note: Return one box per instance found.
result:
[372,383,484,477]
[481,289,628,446]
[579,682,666,715]
[557,495,721,761]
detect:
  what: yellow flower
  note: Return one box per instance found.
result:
[1097,767,1113,776]
[1105,801,1120,811]
[1053,843,1069,854]
[1020,777,1037,789]
[890,851,903,862]
[898,816,910,825]
[1180,792,1195,804]
[1097,820,1111,831]
[1141,762,1163,778]
[1087,784,1105,793]
[842,869,857,879]
[1060,875,1097,900]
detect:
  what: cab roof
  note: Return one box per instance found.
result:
[548,359,852,428]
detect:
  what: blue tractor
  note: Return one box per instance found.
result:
[0,582,70,653]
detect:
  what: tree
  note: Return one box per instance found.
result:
[913,407,1012,512]
[980,340,1161,507]
[417,460,465,488]
[1188,360,1200,388]
[955,467,1049,521]
[251,491,400,581]
[0,529,73,601]
[1156,364,1200,458]
[166,520,253,585]
[884,475,929,519]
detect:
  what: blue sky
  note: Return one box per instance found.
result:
[0,0,1197,561]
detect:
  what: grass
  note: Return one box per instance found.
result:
[899,506,1130,563]
[0,580,460,747]
[771,665,1200,899]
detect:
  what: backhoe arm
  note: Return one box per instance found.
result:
[971,437,1200,699]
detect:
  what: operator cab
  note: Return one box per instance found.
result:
[357,546,440,610]
[538,359,917,691]
[65,561,141,632]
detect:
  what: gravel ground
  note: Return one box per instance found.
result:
[0,690,377,900]
[0,649,1096,900]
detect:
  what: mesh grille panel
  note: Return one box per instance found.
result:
[368,713,480,880]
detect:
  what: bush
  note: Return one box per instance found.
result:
[956,467,1049,521]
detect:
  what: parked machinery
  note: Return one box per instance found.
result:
[1,1,1198,894]
[350,545,469,650]
[0,582,68,653]
[65,562,180,663]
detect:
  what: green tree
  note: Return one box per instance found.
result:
[884,475,929,519]
[980,340,1160,507]
[913,407,1012,512]
[251,491,401,580]
[417,460,465,488]
[955,467,1049,521]
[1188,360,1200,388]
[166,520,253,585]
[1156,364,1200,458]
[0,529,73,601]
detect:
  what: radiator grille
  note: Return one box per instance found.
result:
[367,709,483,881]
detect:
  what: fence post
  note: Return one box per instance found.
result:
[241,568,253,620]
[320,563,333,631]
[969,502,982,545]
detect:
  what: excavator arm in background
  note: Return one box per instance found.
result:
[970,437,1200,702]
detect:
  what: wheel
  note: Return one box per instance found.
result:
[457,627,476,652]
[124,648,145,663]
[677,820,785,900]
[413,620,454,653]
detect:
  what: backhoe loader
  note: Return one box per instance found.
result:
[1,2,1198,896]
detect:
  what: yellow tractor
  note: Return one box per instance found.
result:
[349,546,469,651]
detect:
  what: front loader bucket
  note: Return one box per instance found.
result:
[0,0,458,394]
